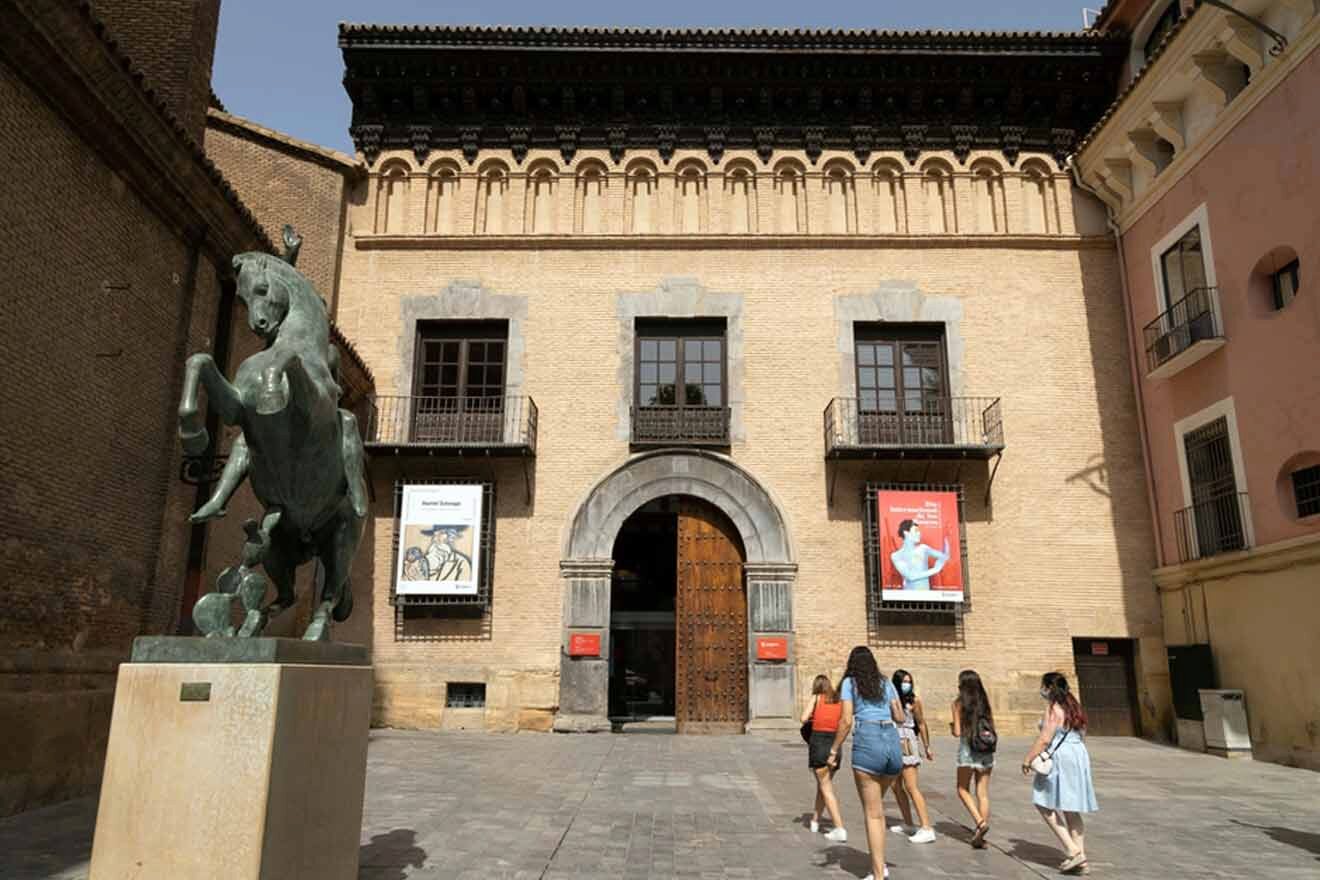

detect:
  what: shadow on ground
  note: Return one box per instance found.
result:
[934,819,974,844]
[359,829,426,879]
[1003,836,1067,868]
[815,843,874,878]
[1231,820,1320,861]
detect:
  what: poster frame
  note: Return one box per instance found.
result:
[862,481,971,619]
[390,477,495,608]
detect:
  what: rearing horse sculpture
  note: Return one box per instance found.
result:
[177,227,367,641]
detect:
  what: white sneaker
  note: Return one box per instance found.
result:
[909,827,936,844]
[825,827,848,843]
[860,869,890,880]
[889,823,909,834]
[809,819,819,833]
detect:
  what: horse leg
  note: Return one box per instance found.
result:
[252,536,298,637]
[255,351,309,416]
[190,433,250,522]
[340,410,368,519]
[303,505,362,641]
[178,352,244,454]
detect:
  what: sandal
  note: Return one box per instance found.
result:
[1059,852,1088,873]
[971,821,989,848]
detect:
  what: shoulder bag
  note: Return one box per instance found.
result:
[1030,729,1066,775]
[801,696,816,744]
[973,714,998,754]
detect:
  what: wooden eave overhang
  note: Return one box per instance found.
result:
[337,23,1127,168]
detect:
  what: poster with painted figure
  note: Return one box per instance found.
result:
[396,484,483,596]
[878,490,964,603]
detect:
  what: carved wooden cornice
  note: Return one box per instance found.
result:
[339,24,1126,170]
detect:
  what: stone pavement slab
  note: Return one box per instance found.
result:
[2,732,1317,879]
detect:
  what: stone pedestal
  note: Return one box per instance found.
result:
[89,638,371,880]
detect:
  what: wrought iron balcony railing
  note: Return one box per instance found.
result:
[366,394,537,453]
[631,405,730,446]
[1173,492,1249,563]
[824,396,1004,459]
[1144,287,1223,376]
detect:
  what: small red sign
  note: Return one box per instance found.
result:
[1091,641,1109,656]
[568,632,601,657]
[756,637,788,661]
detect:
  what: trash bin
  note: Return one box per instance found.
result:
[1198,689,1251,759]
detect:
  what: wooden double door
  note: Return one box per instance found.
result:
[1074,640,1139,736]
[675,499,748,734]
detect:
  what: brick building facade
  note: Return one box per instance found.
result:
[1077,0,1320,768]
[11,0,1307,819]
[0,0,370,815]
[334,25,1173,741]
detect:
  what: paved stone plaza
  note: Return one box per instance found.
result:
[2,731,1317,880]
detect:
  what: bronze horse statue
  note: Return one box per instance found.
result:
[178,227,367,640]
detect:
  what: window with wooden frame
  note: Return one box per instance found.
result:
[854,324,951,446]
[1160,225,1209,309]
[633,319,728,444]
[1292,465,1320,519]
[411,321,508,443]
[1272,259,1300,311]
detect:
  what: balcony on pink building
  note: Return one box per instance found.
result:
[1143,286,1225,379]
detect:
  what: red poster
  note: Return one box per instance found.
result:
[877,490,964,603]
[756,637,788,661]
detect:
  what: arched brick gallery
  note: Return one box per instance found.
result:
[555,449,797,732]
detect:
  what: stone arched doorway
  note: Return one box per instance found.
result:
[555,450,797,733]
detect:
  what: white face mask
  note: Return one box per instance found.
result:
[1041,689,1051,701]
[900,682,912,694]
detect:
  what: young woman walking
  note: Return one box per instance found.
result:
[950,669,996,848]
[828,647,905,880]
[1022,672,1099,875]
[888,669,936,844]
[801,674,847,841]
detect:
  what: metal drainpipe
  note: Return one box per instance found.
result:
[1069,161,1168,569]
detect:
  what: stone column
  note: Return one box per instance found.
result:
[553,558,614,732]
[744,562,799,732]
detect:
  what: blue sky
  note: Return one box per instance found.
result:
[212,0,1102,153]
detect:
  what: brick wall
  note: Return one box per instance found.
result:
[89,0,220,143]
[204,112,359,308]
[0,61,234,815]
[338,147,1169,738]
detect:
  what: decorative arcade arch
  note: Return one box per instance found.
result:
[555,449,797,732]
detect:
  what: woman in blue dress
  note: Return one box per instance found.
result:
[827,646,905,880]
[1021,672,1099,875]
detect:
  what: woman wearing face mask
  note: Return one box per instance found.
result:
[888,669,936,843]
[1022,672,1098,875]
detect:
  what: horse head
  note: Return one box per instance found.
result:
[233,253,296,343]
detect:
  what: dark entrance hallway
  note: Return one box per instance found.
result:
[607,496,749,733]
[608,502,678,722]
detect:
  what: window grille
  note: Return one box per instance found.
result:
[446,682,486,708]
[862,481,970,624]
[390,478,495,609]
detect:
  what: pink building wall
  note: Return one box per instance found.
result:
[1120,44,1320,565]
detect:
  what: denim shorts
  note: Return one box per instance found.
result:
[852,720,903,777]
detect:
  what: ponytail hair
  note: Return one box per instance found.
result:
[1041,671,1088,732]
[812,674,838,703]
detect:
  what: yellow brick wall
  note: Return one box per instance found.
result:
[336,147,1167,737]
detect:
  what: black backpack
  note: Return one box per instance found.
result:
[973,714,998,754]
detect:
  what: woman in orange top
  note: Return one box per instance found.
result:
[802,674,848,841]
